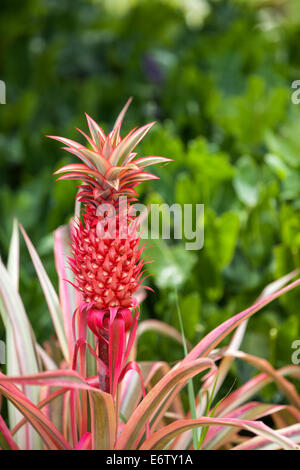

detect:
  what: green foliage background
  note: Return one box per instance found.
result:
[1,0,300,388]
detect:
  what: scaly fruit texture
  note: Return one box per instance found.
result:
[49,100,171,396]
[48,98,170,313]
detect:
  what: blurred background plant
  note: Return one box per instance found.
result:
[1,0,300,399]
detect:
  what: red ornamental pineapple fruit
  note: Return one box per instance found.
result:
[49,99,171,394]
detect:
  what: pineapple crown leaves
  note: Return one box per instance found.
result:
[47,98,172,200]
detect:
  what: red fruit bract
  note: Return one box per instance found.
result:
[49,99,170,312]
[50,99,171,394]
[71,204,145,310]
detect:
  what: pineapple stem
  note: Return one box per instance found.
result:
[97,331,110,393]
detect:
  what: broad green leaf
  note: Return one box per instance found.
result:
[233,155,260,207]
[204,209,240,269]
[176,292,200,341]
[146,239,196,289]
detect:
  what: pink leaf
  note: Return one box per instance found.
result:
[54,225,76,361]
[0,414,19,450]
[109,315,126,398]
[183,277,300,364]
[75,432,92,450]
[140,417,299,450]
[109,122,156,166]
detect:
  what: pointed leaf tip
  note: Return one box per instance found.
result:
[113,97,133,132]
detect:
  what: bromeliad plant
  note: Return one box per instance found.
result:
[1,102,300,450]
[47,98,171,397]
